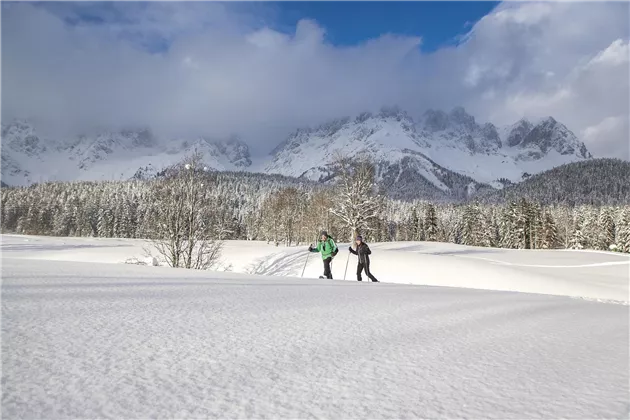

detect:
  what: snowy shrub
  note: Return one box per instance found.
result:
[124,257,147,265]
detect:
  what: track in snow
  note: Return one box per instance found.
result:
[2,258,628,419]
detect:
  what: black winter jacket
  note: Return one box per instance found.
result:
[349,242,372,264]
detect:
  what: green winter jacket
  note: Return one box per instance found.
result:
[311,237,338,260]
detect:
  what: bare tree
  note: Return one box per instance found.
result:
[260,191,281,245]
[303,189,334,241]
[147,151,224,270]
[277,187,305,246]
[329,152,383,241]
[259,187,306,246]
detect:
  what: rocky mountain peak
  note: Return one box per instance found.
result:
[354,111,373,124]
[378,105,412,121]
[174,135,252,169]
[481,122,502,150]
[519,117,590,158]
[422,109,449,132]
[316,117,352,137]
[448,106,477,131]
[216,135,252,168]
[506,119,534,147]
[119,128,156,149]
[1,119,47,157]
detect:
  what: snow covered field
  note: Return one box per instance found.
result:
[2,234,629,418]
[2,234,628,303]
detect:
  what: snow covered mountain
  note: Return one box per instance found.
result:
[264,106,592,195]
[1,107,592,198]
[1,120,252,185]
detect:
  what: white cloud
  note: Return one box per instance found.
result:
[582,116,630,160]
[589,38,629,67]
[2,1,628,158]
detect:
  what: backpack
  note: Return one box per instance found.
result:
[327,237,338,256]
[318,236,337,256]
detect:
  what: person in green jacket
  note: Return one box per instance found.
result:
[308,231,338,279]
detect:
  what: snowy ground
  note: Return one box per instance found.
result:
[1,234,628,303]
[1,235,629,418]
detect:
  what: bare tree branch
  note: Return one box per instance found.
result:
[148,151,224,270]
[329,152,384,240]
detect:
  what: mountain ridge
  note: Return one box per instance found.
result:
[264,106,591,198]
[1,106,593,200]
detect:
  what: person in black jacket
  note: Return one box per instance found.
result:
[348,235,379,282]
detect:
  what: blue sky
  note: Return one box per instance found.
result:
[269,2,499,51]
[37,1,499,53]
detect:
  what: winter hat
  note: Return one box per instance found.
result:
[356,235,363,241]
[320,230,328,237]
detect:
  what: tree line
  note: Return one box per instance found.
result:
[478,158,630,206]
[2,153,629,255]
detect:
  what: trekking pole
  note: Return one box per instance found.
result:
[301,246,311,278]
[343,245,351,280]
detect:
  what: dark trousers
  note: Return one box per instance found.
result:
[357,261,378,282]
[323,257,333,279]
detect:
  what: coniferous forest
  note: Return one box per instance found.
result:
[1,155,629,254]
[479,158,630,206]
